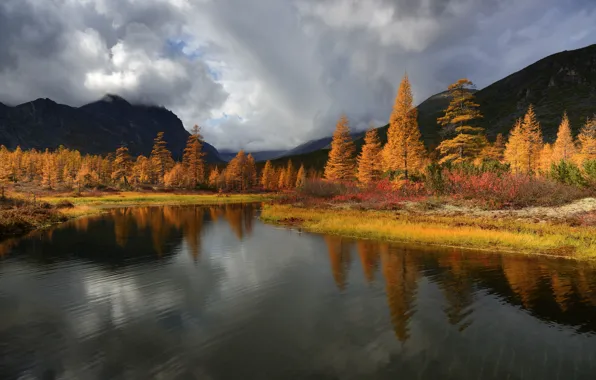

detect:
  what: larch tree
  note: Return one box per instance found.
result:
[295,164,306,188]
[552,112,577,163]
[164,163,186,188]
[539,143,554,174]
[382,74,426,178]
[261,161,274,189]
[208,166,220,188]
[357,128,383,185]
[278,169,286,189]
[504,105,543,174]
[246,154,257,189]
[436,79,487,163]
[577,116,596,162]
[477,133,505,163]
[285,159,295,189]
[504,119,524,174]
[150,132,174,185]
[183,125,206,189]
[132,155,152,185]
[112,145,132,187]
[521,105,544,174]
[324,114,356,181]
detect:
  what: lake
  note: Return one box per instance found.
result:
[1,203,595,379]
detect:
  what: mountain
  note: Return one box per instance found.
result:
[0,94,224,163]
[476,44,596,141]
[218,150,287,162]
[275,44,596,169]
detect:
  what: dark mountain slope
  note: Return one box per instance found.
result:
[476,44,596,141]
[0,95,223,162]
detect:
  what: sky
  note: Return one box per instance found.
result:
[1,0,595,151]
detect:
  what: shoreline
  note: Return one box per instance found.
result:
[0,192,274,239]
[260,204,596,260]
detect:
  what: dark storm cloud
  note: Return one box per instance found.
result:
[0,0,595,150]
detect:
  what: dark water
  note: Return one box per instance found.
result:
[1,204,596,380]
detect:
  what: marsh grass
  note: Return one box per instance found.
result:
[40,192,272,207]
[261,205,596,259]
[0,197,67,237]
[1,191,274,237]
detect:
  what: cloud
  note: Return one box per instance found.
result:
[0,0,595,151]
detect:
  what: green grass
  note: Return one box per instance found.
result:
[261,204,596,260]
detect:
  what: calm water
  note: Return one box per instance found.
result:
[1,204,596,380]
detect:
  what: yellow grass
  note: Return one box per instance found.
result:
[261,205,596,259]
[41,192,272,207]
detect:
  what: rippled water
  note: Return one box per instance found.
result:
[1,204,596,379]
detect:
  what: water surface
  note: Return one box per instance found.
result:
[1,204,596,379]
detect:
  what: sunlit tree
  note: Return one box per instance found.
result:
[112,145,132,187]
[504,105,543,174]
[357,128,382,184]
[295,164,306,188]
[150,132,174,185]
[324,114,355,181]
[383,74,426,178]
[576,116,596,162]
[552,112,577,163]
[183,125,206,188]
[437,79,486,163]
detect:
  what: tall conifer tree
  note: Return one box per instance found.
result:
[437,79,486,163]
[577,116,596,162]
[358,128,382,184]
[552,112,576,163]
[150,132,174,184]
[324,115,356,181]
[383,74,426,178]
[183,125,206,188]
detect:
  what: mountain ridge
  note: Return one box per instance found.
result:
[0,95,224,163]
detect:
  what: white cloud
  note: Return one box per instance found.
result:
[0,0,595,151]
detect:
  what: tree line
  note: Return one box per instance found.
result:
[325,75,596,185]
[0,124,316,192]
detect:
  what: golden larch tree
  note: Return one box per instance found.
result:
[504,119,524,173]
[246,154,257,188]
[112,145,132,186]
[183,125,206,188]
[504,106,543,174]
[164,163,186,188]
[132,155,152,185]
[521,105,544,174]
[150,132,174,184]
[436,79,487,163]
[261,160,274,189]
[539,143,554,174]
[477,133,505,163]
[324,114,356,181]
[382,74,426,178]
[357,128,383,184]
[277,168,286,189]
[208,166,220,188]
[285,159,295,189]
[552,112,577,163]
[576,116,596,162]
[295,164,306,188]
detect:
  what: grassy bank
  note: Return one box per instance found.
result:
[0,198,68,236]
[40,192,272,207]
[261,204,596,259]
[1,192,273,238]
